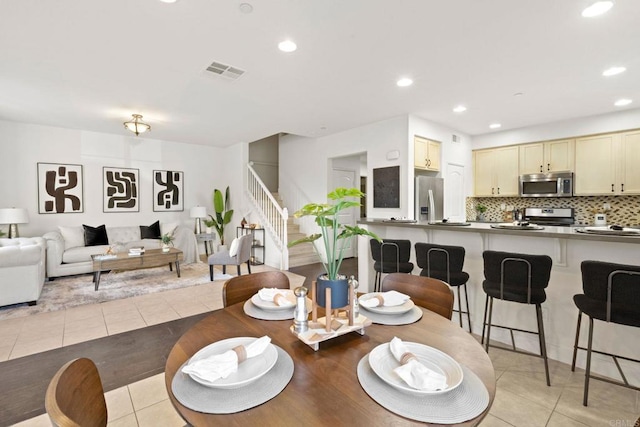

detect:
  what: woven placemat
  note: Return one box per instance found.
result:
[243,300,295,320]
[357,354,489,424]
[359,306,423,325]
[172,345,294,414]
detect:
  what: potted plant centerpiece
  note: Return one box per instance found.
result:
[288,187,380,308]
[161,232,175,252]
[203,186,234,249]
[476,204,487,222]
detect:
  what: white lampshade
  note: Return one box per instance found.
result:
[0,208,29,224]
[190,206,207,218]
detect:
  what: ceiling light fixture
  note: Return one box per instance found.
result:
[453,105,467,113]
[614,99,632,107]
[602,66,626,76]
[278,40,297,53]
[159,0,178,3]
[124,114,151,136]
[581,1,613,17]
[239,3,253,13]
[489,123,502,129]
[396,78,413,87]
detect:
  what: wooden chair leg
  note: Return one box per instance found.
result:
[223,265,226,274]
[237,265,241,276]
[209,265,214,281]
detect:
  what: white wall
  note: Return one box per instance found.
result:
[472,108,640,150]
[0,119,223,238]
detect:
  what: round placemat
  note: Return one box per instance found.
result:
[359,306,423,325]
[172,345,294,414]
[243,300,295,320]
[357,354,489,424]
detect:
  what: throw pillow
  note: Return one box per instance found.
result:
[140,220,161,239]
[228,237,240,257]
[58,226,85,250]
[161,222,179,237]
[83,224,109,246]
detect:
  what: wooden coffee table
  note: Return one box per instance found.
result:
[91,247,184,290]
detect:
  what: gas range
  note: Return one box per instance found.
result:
[523,207,575,226]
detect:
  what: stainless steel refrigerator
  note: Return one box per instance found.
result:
[415,176,444,223]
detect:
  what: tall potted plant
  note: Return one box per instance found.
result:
[288,187,380,308]
[204,186,234,247]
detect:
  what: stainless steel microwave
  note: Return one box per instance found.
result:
[519,172,573,197]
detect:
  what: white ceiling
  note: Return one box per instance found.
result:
[1,0,639,147]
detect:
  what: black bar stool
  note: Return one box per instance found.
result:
[415,243,472,332]
[481,250,553,386]
[369,239,414,292]
[571,260,640,406]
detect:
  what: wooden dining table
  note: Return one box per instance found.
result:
[164,303,496,426]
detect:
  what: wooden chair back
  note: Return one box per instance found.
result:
[381,273,454,320]
[45,357,107,427]
[223,271,290,307]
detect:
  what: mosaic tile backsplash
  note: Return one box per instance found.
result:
[466,196,640,226]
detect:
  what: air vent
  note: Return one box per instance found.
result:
[205,61,245,80]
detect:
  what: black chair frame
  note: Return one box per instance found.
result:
[426,247,472,332]
[571,269,640,406]
[481,257,551,386]
[374,241,400,293]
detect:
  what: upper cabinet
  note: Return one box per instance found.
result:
[519,139,574,174]
[473,146,519,196]
[414,136,441,171]
[574,131,640,195]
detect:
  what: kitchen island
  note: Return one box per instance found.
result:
[356,219,640,383]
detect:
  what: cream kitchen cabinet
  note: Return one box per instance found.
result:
[473,146,519,196]
[519,139,574,174]
[414,136,440,171]
[574,131,640,195]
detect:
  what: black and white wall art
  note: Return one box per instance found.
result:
[37,163,84,214]
[153,170,184,212]
[103,167,139,212]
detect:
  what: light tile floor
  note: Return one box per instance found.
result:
[7,270,640,427]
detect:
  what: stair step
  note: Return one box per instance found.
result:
[289,252,321,268]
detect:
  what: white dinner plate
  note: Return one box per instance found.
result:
[368,341,463,395]
[186,337,278,389]
[358,293,415,315]
[251,290,296,311]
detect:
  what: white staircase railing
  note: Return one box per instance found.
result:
[247,162,289,270]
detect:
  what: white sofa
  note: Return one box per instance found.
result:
[43,224,199,279]
[0,237,46,306]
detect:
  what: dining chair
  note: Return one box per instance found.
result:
[208,233,253,280]
[415,242,472,332]
[481,250,553,386]
[223,270,290,307]
[381,272,454,320]
[571,260,640,406]
[370,239,414,292]
[45,357,107,427]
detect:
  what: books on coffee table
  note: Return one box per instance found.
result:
[128,247,145,256]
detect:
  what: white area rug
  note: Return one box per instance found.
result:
[0,263,245,320]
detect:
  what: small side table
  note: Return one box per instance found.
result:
[195,233,215,257]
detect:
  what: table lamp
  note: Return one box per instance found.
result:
[0,208,29,238]
[190,206,207,234]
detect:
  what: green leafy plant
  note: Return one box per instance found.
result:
[288,187,381,280]
[161,232,175,246]
[476,204,487,214]
[203,186,234,245]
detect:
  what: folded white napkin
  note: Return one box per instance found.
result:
[182,336,271,383]
[258,288,294,307]
[360,290,410,308]
[389,337,448,391]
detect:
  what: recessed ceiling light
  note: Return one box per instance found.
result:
[239,3,253,13]
[602,66,626,76]
[159,0,177,3]
[452,105,467,113]
[582,1,613,17]
[396,78,413,87]
[278,40,297,53]
[614,99,633,107]
[489,123,502,129]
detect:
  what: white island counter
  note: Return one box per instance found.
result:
[356,219,640,383]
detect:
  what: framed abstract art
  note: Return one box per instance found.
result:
[153,170,184,212]
[37,163,84,214]
[103,167,139,212]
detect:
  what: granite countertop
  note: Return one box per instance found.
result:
[358,219,640,244]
